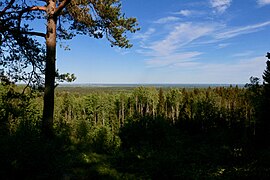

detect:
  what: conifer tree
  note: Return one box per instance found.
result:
[261,52,270,136]
[0,0,138,137]
[263,53,270,85]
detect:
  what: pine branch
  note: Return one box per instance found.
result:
[20,31,46,38]
[54,0,71,17]
[266,52,270,59]
[0,0,15,17]
[17,6,47,31]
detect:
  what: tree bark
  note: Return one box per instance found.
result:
[42,0,57,138]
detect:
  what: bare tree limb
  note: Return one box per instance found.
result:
[20,31,46,38]
[7,27,46,38]
[0,0,15,17]
[17,6,47,28]
[21,6,47,13]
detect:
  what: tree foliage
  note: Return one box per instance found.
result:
[0,0,138,84]
[1,0,139,136]
[263,52,270,85]
[0,0,46,86]
[2,84,270,179]
[261,52,270,137]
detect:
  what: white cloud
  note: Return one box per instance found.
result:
[217,43,230,48]
[215,21,270,39]
[232,51,254,57]
[175,9,205,17]
[154,16,180,24]
[148,22,215,56]
[210,0,232,13]
[146,52,202,67]
[257,0,270,6]
[177,10,192,16]
[136,20,270,61]
[133,28,156,41]
[136,22,216,68]
[136,22,218,68]
[134,13,269,77]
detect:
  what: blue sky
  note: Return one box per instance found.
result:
[57,0,270,84]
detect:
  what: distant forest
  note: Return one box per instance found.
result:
[1,56,270,178]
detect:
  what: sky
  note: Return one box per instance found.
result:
[57,0,270,84]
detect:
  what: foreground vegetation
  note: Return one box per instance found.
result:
[1,81,270,179]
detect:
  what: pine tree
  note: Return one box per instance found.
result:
[0,0,138,137]
[260,52,270,138]
[263,52,270,85]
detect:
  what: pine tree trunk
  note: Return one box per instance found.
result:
[152,101,155,118]
[121,100,125,126]
[135,96,138,112]
[172,106,175,124]
[42,0,57,138]
[176,105,179,120]
[118,109,121,128]
[95,113,98,125]
[129,104,132,117]
[102,110,105,126]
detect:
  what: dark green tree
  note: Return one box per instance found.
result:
[263,53,270,85]
[0,0,138,137]
[261,52,270,137]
